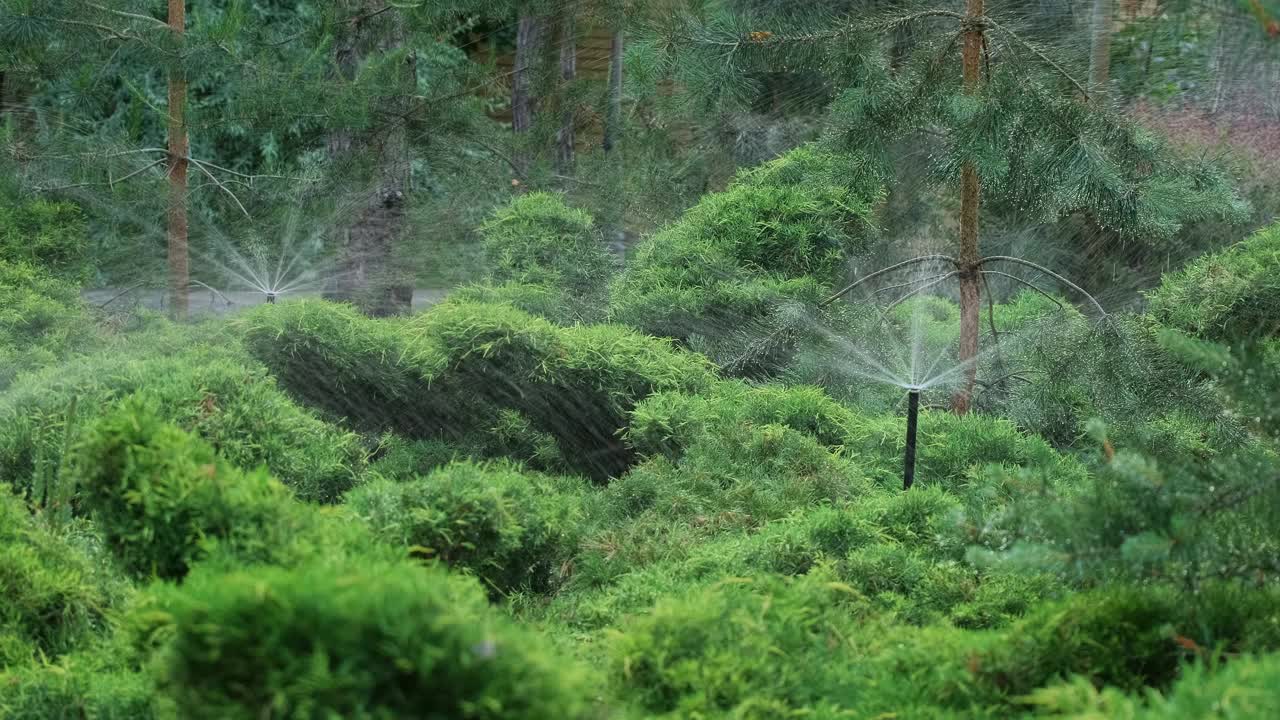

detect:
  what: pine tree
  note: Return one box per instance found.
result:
[639,0,1247,412]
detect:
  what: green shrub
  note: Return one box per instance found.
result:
[1024,651,1280,718]
[149,558,590,720]
[449,281,583,325]
[629,380,1086,488]
[609,146,880,373]
[0,323,366,504]
[70,400,306,580]
[479,192,615,320]
[346,460,587,594]
[1146,222,1280,342]
[0,260,98,390]
[607,567,871,718]
[242,299,716,481]
[0,647,159,720]
[0,489,125,666]
[0,197,90,282]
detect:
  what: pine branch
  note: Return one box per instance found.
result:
[983,17,1089,100]
[979,270,1065,309]
[189,158,251,219]
[886,272,957,310]
[821,254,959,307]
[979,256,1105,316]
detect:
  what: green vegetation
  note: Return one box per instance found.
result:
[4,1,1280,717]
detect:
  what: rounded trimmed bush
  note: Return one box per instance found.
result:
[346,460,587,594]
[150,558,591,720]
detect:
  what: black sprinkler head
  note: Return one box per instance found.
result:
[904,389,920,490]
[265,292,278,304]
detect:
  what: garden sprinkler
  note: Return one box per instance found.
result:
[265,291,278,304]
[904,388,920,490]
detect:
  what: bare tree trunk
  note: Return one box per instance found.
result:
[512,14,543,183]
[167,0,189,320]
[324,2,413,316]
[1089,0,1113,97]
[603,26,626,258]
[555,11,577,183]
[952,0,984,415]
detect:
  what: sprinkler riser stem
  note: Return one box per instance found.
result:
[904,390,920,490]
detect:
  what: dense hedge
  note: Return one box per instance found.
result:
[241,299,716,480]
[1146,221,1280,341]
[0,489,125,666]
[629,380,1087,487]
[0,323,367,504]
[476,192,616,323]
[0,197,90,282]
[147,558,591,720]
[609,146,881,372]
[70,400,311,580]
[347,460,587,594]
[0,260,98,390]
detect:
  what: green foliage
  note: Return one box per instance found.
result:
[0,489,125,666]
[1025,651,1280,718]
[70,400,307,580]
[629,380,1086,488]
[0,196,90,282]
[478,192,616,321]
[1146,222,1280,342]
[0,642,159,720]
[241,299,716,481]
[0,322,367,504]
[609,145,880,373]
[347,460,586,594]
[148,558,590,720]
[0,260,98,391]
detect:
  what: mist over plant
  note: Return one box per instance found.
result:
[3,1,1280,718]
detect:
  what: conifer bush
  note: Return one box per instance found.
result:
[70,400,305,580]
[242,299,716,480]
[346,460,586,594]
[0,260,98,390]
[609,145,880,373]
[1146,221,1280,341]
[477,192,616,322]
[0,325,366,504]
[0,197,90,282]
[0,645,158,720]
[0,489,124,666]
[150,558,590,720]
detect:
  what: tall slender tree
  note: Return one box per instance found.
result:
[555,9,578,181]
[167,0,190,319]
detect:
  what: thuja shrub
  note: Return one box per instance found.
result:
[0,324,366,504]
[71,400,303,580]
[479,192,616,317]
[0,260,98,391]
[1147,221,1280,341]
[346,460,587,594]
[242,299,716,480]
[0,489,125,666]
[609,146,880,360]
[150,558,590,720]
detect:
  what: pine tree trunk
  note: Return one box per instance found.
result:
[554,11,576,182]
[1089,0,1113,97]
[603,27,626,258]
[952,0,985,415]
[167,0,189,320]
[512,14,542,183]
[324,2,413,316]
